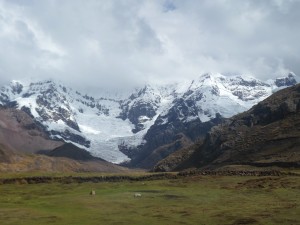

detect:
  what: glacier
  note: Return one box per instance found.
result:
[0,72,298,163]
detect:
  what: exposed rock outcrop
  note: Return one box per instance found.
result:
[154,83,300,171]
[0,106,63,153]
[0,73,298,164]
[39,143,102,161]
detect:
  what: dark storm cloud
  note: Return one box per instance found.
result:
[0,0,299,91]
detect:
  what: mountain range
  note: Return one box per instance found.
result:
[0,106,128,172]
[154,82,300,171]
[0,72,298,169]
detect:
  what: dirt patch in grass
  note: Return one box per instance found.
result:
[232,217,258,225]
[235,177,300,189]
[162,194,187,200]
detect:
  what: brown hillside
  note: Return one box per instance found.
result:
[0,107,130,173]
[0,107,63,153]
[0,142,129,173]
[154,84,300,171]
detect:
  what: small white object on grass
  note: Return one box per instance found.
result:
[134,193,142,197]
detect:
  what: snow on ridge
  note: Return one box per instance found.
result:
[0,72,298,163]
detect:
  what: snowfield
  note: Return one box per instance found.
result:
[0,72,298,163]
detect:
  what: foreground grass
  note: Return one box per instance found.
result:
[0,175,299,225]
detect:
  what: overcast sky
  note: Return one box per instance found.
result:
[0,0,299,91]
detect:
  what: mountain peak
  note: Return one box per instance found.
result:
[271,72,298,88]
[155,83,300,171]
[0,73,298,165]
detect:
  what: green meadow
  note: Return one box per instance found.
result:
[0,175,299,225]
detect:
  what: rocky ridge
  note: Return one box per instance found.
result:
[0,107,129,173]
[154,83,300,172]
[0,73,298,165]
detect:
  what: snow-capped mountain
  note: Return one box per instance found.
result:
[0,72,298,164]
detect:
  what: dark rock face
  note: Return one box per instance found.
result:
[0,74,298,167]
[122,101,157,133]
[153,142,201,172]
[4,101,18,108]
[224,77,271,101]
[275,73,297,87]
[0,80,102,157]
[39,143,101,161]
[162,84,300,171]
[11,82,23,94]
[35,87,81,132]
[49,130,90,148]
[0,93,9,105]
[234,77,268,87]
[21,106,35,118]
[119,86,160,133]
[96,103,109,116]
[56,107,80,131]
[0,89,18,107]
[251,101,298,126]
[132,133,193,169]
[166,98,198,122]
[121,87,225,169]
[124,112,224,169]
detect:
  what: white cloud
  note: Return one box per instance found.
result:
[0,0,299,91]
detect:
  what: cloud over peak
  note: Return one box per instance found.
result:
[0,0,299,91]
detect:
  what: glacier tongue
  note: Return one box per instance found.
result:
[0,73,298,163]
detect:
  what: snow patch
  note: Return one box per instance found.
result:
[0,72,298,164]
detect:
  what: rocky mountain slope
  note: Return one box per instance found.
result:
[0,107,129,173]
[0,106,63,153]
[154,83,300,172]
[0,73,298,166]
[0,142,129,173]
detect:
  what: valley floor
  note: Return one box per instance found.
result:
[0,173,299,225]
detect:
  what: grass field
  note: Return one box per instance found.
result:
[0,174,299,225]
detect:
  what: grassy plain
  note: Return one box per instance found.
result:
[0,174,299,225]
